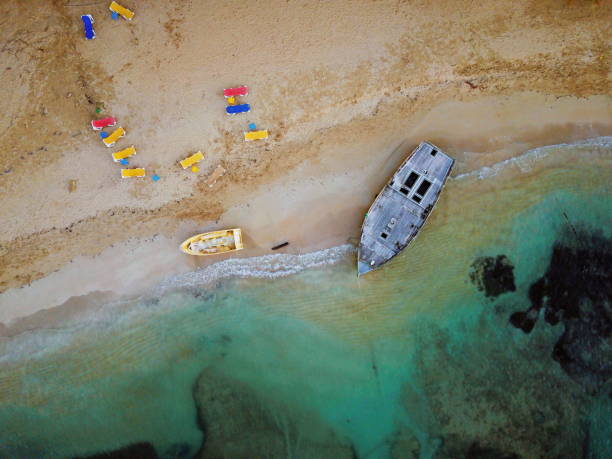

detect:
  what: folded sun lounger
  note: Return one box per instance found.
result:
[206,165,226,188]
[81,15,95,40]
[244,130,269,141]
[91,116,117,130]
[179,151,204,169]
[226,104,250,115]
[109,1,134,21]
[112,145,136,162]
[223,86,248,98]
[121,168,145,178]
[103,127,125,147]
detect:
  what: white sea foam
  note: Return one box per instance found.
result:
[154,244,356,295]
[455,136,612,180]
[0,244,357,363]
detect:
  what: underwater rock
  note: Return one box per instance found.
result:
[163,442,191,458]
[406,317,591,458]
[389,429,420,458]
[192,368,354,458]
[72,442,158,459]
[509,228,611,394]
[465,442,519,459]
[469,255,516,298]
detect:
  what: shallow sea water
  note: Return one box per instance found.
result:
[0,139,610,458]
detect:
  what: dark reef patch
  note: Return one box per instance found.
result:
[72,442,158,459]
[192,368,355,458]
[407,317,591,458]
[509,228,611,394]
[465,442,519,459]
[469,255,516,298]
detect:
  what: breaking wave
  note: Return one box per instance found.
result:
[155,244,356,295]
[0,244,357,363]
[455,136,612,180]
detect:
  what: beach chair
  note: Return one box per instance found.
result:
[226,104,250,115]
[223,86,248,98]
[109,1,134,21]
[121,168,145,178]
[103,127,125,147]
[91,116,117,130]
[206,165,226,187]
[81,15,95,40]
[112,145,136,162]
[244,130,269,141]
[179,151,204,169]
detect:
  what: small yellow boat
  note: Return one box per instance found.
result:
[180,228,244,256]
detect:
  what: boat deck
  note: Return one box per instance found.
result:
[358,141,454,275]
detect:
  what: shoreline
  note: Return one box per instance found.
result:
[1,131,610,334]
[1,0,610,333]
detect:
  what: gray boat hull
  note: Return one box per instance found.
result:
[357,141,454,275]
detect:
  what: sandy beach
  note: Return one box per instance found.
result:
[0,0,610,327]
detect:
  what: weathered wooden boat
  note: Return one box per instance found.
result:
[358,141,454,276]
[180,228,244,256]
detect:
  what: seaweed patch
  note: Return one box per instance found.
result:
[469,255,516,298]
[509,227,611,394]
[71,442,159,459]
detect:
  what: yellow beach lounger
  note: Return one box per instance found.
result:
[112,145,136,162]
[109,1,134,20]
[121,168,145,178]
[103,127,125,147]
[244,130,269,141]
[179,151,204,169]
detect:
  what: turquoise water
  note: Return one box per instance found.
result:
[0,139,610,458]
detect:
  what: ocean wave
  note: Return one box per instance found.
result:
[154,244,356,295]
[455,136,612,180]
[0,245,356,362]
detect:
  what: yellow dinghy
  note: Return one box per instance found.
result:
[180,228,244,256]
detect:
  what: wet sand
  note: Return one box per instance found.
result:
[0,0,610,325]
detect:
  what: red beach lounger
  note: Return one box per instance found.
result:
[223,86,248,98]
[91,117,117,130]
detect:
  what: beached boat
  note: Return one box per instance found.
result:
[358,141,454,276]
[180,228,244,256]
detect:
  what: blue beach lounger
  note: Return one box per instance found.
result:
[81,15,95,40]
[226,104,250,115]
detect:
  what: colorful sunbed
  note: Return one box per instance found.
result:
[103,127,125,147]
[179,151,204,169]
[244,130,269,141]
[109,1,134,21]
[121,168,145,178]
[223,86,248,98]
[81,15,95,40]
[112,145,136,162]
[91,116,117,130]
[226,104,250,115]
